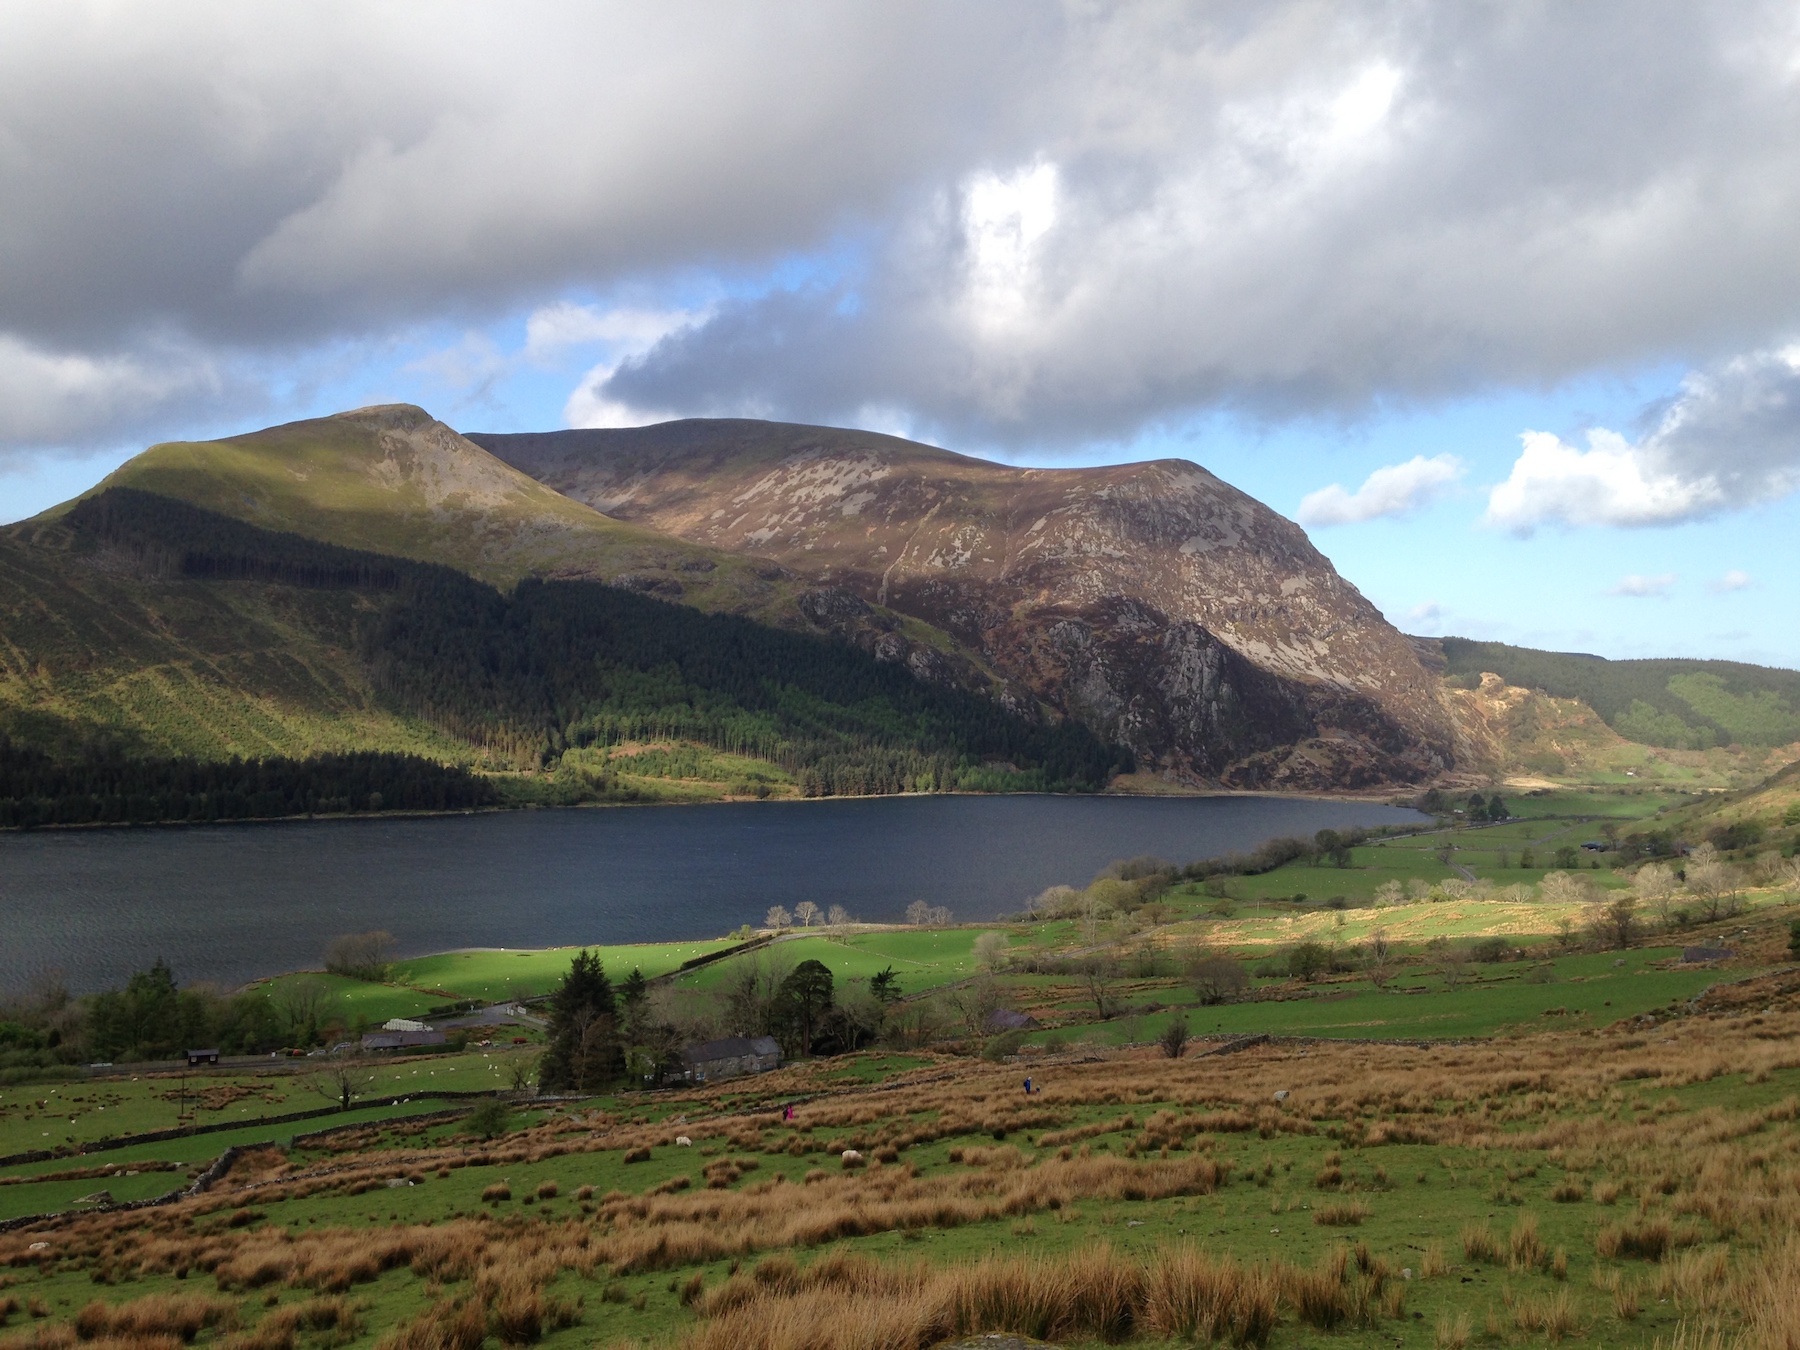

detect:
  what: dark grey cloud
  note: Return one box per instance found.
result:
[2,1,1799,458]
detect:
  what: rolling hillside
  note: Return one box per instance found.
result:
[1437,637,1800,750]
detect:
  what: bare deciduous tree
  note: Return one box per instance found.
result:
[309,1059,375,1111]
[1686,844,1740,922]
[1029,885,1081,918]
[972,931,1008,970]
[1434,941,1470,991]
[946,974,1004,1037]
[765,905,792,929]
[1079,955,1123,1018]
[1365,927,1394,989]
[1159,1013,1189,1059]
[1603,893,1638,950]
[1189,954,1249,1005]
[1634,862,1679,927]
[324,931,394,981]
[826,904,850,929]
[794,901,821,927]
[271,977,328,1040]
[1774,855,1800,903]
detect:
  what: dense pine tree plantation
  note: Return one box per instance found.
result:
[0,740,496,828]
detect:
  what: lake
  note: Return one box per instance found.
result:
[0,794,1423,992]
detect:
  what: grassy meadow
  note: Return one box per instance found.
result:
[5,1014,1800,1349]
[4,781,1798,1348]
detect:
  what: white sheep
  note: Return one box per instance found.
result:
[676,1135,692,1147]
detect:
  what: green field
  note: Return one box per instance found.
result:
[0,1048,541,1160]
[393,940,744,1002]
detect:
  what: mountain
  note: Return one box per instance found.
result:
[0,488,1120,814]
[470,419,1458,788]
[59,404,792,616]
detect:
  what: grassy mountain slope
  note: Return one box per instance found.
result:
[1663,756,1800,850]
[0,490,1124,815]
[39,404,791,618]
[0,514,457,764]
[1439,636,1800,750]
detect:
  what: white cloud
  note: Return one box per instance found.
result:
[1485,347,1800,530]
[1709,569,1753,592]
[1484,429,1716,530]
[524,303,699,366]
[0,332,231,450]
[962,161,1058,337]
[8,5,1800,452]
[1607,573,1677,598]
[1296,454,1463,526]
[560,307,707,428]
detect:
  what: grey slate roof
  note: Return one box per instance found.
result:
[680,1035,780,1065]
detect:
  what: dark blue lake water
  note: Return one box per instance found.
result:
[0,795,1423,992]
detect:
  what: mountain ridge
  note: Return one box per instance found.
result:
[472,419,1458,788]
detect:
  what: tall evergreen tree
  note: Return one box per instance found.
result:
[538,950,620,1092]
[772,959,834,1058]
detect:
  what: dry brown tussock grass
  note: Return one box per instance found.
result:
[670,1242,1390,1350]
[590,1152,1225,1273]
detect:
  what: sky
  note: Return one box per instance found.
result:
[0,2,1796,667]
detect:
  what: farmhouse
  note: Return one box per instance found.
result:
[679,1035,782,1083]
[361,1029,448,1052]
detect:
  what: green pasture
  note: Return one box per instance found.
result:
[392,939,741,1001]
[0,1097,513,1223]
[7,1044,1789,1350]
[1026,947,1725,1047]
[253,971,441,1027]
[0,1047,539,1159]
[671,929,988,996]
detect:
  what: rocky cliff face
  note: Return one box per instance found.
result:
[471,419,1459,788]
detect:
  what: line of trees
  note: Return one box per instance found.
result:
[537,946,907,1092]
[0,739,497,829]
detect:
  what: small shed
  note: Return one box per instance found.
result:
[680,1035,781,1083]
[185,1048,220,1067]
[361,1029,448,1052]
[1681,946,1734,964]
[984,1009,1041,1033]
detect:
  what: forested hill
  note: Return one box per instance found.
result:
[1438,637,1800,750]
[0,489,1125,820]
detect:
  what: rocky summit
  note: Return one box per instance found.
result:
[472,420,1458,788]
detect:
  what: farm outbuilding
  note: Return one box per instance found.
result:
[679,1035,782,1083]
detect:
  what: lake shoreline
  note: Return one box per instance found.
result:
[0,780,1416,834]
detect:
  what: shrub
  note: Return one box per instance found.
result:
[480,1183,510,1204]
[1287,943,1330,982]
[460,1100,514,1140]
[1312,1200,1370,1226]
[1159,1014,1189,1060]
